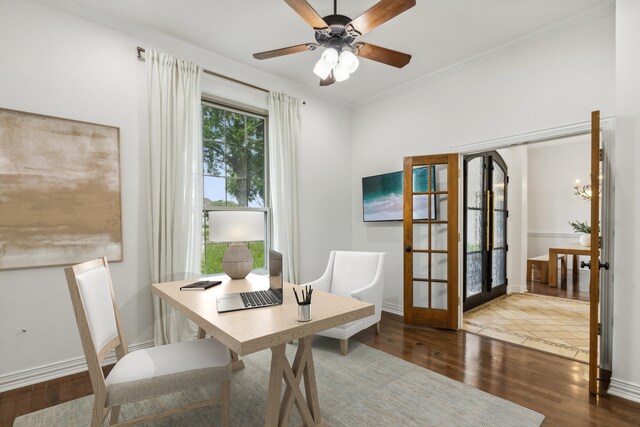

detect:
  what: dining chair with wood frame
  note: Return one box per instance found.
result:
[64,257,231,426]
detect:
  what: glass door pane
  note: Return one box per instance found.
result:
[411,164,449,310]
[464,157,484,300]
[491,159,507,289]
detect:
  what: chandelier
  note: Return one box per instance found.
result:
[573,177,601,201]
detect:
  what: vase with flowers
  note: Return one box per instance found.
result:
[568,220,591,247]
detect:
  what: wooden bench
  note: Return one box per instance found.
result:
[527,254,566,285]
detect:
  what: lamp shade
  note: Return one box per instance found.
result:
[334,62,350,82]
[339,50,359,74]
[209,210,265,242]
[313,58,333,79]
[322,48,339,66]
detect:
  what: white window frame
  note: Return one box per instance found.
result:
[201,99,270,275]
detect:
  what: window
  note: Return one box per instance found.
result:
[202,101,268,274]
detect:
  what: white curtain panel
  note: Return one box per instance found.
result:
[147,50,203,345]
[268,92,302,284]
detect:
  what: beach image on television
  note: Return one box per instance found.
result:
[362,166,435,222]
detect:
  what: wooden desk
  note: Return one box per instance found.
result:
[548,244,591,287]
[152,273,374,426]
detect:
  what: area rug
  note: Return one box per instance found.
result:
[13,338,544,427]
[464,293,589,362]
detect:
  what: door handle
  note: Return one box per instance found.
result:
[405,246,412,253]
[486,190,492,251]
[580,260,610,270]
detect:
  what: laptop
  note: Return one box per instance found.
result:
[216,249,283,313]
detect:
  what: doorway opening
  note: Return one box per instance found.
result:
[462,134,594,363]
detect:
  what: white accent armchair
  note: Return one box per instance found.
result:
[306,251,386,355]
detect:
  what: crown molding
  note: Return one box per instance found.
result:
[355,3,614,109]
[35,0,350,110]
[452,116,615,153]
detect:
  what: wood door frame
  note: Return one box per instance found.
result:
[589,111,602,394]
[452,118,615,372]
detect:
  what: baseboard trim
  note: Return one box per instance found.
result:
[0,340,154,393]
[382,302,403,316]
[508,284,527,294]
[608,378,640,403]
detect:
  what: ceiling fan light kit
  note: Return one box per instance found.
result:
[339,50,359,73]
[253,0,415,86]
[322,47,339,66]
[313,58,332,79]
[313,47,338,79]
[334,61,351,82]
[313,47,358,80]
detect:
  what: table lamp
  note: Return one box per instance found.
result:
[209,210,265,279]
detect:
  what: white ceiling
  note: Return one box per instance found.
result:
[46,0,611,104]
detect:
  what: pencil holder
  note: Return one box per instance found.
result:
[297,304,311,322]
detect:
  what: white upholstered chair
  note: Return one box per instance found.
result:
[306,251,385,355]
[64,257,231,427]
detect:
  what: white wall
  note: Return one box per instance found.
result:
[609,0,640,403]
[0,0,352,388]
[0,0,151,383]
[297,99,353,280]
[527,135,591,270]
[496,146,526,291]
[351,14,614,313]
[527,135,591,237]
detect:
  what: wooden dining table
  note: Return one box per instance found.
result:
[152,273,374,426]
[548,244,592,287]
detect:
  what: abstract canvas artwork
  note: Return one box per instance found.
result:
[0,108,122,270]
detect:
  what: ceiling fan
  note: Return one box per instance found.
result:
[253,0,416,86]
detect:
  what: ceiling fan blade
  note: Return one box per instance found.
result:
[253,43,318,60]
[354,42,411,68]
[284,0,331,34]
[346,0,416,37]
[319,70,336,86]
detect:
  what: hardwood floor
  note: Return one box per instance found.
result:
[3,312,640,426]
[356,312,640,426]
[527,268,590,302]
[0,366,112,427]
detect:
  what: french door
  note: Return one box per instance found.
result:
[403,154,459,329]
[463,151,508,311]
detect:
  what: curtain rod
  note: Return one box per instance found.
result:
[137,47,305,104]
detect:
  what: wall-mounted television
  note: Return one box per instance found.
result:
[362,166,436,222]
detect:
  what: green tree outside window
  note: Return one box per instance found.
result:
[202,104,267,274]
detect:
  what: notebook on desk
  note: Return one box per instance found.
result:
[216,249,283,313]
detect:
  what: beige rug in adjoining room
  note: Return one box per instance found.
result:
[463,293,589,362]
